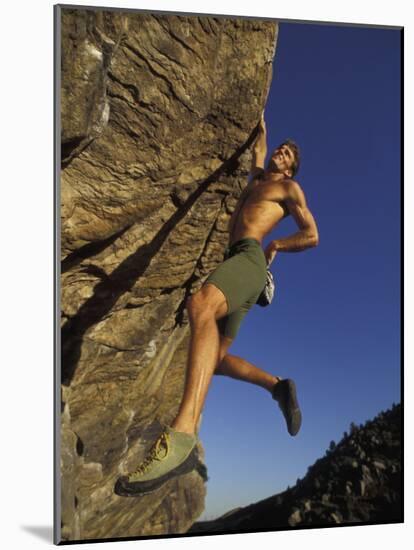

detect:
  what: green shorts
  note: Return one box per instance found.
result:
[204,237,267,340]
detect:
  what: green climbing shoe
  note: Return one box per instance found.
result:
[114,426,198,496]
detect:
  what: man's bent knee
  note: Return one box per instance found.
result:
[186,285,228,320]
[186,293,215,323]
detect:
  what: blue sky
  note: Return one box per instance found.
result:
[198,21,401,521]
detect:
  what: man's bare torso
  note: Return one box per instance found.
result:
[228,173,290,246]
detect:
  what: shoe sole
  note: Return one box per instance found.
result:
[114,446,199,497]
[276,379,302,436]
[286,406,302,436]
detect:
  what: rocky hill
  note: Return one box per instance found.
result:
[190,403,402,533]
[58,6,277,542]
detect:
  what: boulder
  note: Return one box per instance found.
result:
[58,6,277,542]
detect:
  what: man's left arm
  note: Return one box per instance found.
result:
[265,181,319,263]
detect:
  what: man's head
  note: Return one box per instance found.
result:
[267,139,300,178]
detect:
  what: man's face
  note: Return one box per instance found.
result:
[269,144,295,177]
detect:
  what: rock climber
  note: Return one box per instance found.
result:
[115,111,319,496]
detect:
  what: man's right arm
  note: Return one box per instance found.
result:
[228,112,267,236]
[249,111,267,182]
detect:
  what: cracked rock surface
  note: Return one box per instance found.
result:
[59,7,277,541]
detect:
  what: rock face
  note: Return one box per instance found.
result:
[190,403,402,533]
[58,6,277,542]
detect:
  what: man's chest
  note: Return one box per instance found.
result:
[244,179,287,205]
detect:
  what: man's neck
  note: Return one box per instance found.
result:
[263,169,287,181]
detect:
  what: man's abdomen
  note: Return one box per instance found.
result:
[230,200,284,245]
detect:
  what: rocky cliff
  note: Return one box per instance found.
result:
[190,403,402,533]
[58,7,277,542]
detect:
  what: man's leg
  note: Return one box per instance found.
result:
[171,283,229,435]
[115,283,230,496]
[215,348,282,392]
[214,336,301,437]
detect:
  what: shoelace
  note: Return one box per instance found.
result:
[128,431,170,480]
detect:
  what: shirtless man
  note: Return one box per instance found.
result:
[115,112,319,497]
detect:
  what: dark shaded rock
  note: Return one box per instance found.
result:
[287,509,302,526]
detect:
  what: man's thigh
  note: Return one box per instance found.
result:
[192,282,229,320]
[217,301,252,340]
[204,253,264,314]
[219,334,234,360]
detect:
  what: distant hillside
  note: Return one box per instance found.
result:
[190,403,402,533]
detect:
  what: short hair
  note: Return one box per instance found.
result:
[280,139,300,177]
